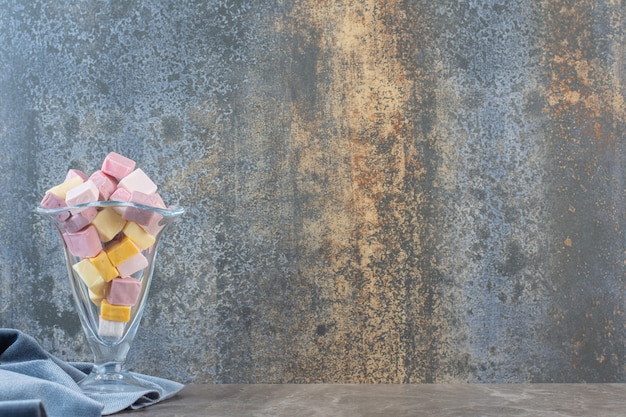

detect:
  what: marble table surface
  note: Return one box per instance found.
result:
[120,383,626,416]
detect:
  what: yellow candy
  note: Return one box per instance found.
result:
[122,221,155,250]
[46,176,83,199]
[105,237,140,266]
[90,278,105,296]
[72,259,105,293]
[89,288,104,306]
[91,207,126,242]
[100,300,131,322]
[89,250,119,282]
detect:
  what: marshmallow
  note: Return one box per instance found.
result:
[65,169,88,182]
[139,215,165,236]
[40,193,70,221]
[89,170,118,200]
[98,317,125,338]
[110,187,131,203]
[91,207,126,242]
[72,259,106,294]
[105,236,140,266]
[39,153,182,340]
[123,192,164,226]
[118,169,157,195]
[109,187,132,215]
[65,180,99,213]
[63,225,101,258]
[116,252,148,278]
[122,221,155,250]
[106,277,142,306]
[131,191,165,208]
[102,152,136,179]
[61,207,97,233]
[89,288,104,306]
[100,299,131,322]
[46,176,83,200]
[89,250,119,283]
[73,254,113,307]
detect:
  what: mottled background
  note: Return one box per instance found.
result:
[1,0,625,384]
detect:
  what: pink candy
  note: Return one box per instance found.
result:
[62,207,98,233]
[109,187,131,203]
[101,152,136,179]
[65,169,89,182]
[40,193,70,221]
[123,192,164,226]
[63,225,102,258]
[89,170,118,200]
[106,277,142,306]
[118,169,158,195]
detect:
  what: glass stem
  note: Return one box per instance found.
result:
[88,336,132,367]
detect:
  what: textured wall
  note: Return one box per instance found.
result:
[0,0,624,383]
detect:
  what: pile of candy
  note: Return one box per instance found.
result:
[40,152,167,338]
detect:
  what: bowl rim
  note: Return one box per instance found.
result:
[35,200,185,217]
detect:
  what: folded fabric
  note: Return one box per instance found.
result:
[0,399,49,417]
[0,328,184,416]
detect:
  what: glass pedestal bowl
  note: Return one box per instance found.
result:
[36,201,184,397]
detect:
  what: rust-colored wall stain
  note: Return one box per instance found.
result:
[541,0,626,381]
[544,2,625,144]
[279,0,447,382]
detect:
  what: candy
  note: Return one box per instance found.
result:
[109,187,132,215]
[89,288,104,306]
[63,225,101,258]
[118,169,157,195]
[123,192,164,226]
[39,193,70,221]
[116,252,148,278]
[140,215,165,236]
[98,317,125,338]
[91,207,126,242]
[131,191,165,208]
[101,152,136,179]
[72,259,106,294]
[100,300,131,322]
[122,221,155,250]
[65,169,88,182]
[46,176,83,199]
[89,170,118,200]
[89,250,119,283]
[109,187,131,203]
[61,207,97,233]
[106,277,142,306]
[105,236,140,266]
[40,152,175,338]
[65,180,99,213]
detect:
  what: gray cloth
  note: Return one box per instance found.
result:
[0,399,48,417]
[0,329,184,416]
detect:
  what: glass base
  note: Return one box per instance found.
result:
[79,362,162,396]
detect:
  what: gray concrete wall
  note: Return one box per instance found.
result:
[1,0,624,383]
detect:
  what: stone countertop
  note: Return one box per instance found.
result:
[120,384,626,416]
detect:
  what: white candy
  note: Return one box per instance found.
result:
[98,317,125,338]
